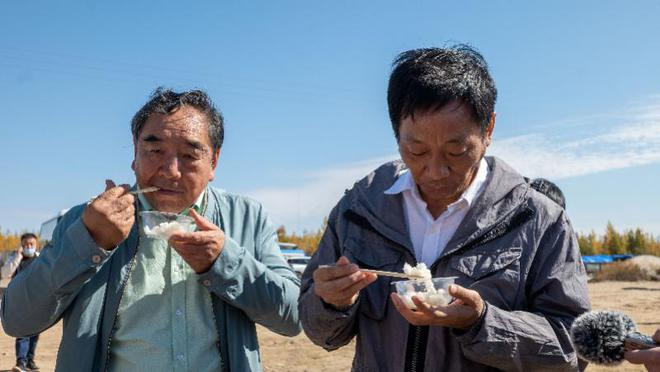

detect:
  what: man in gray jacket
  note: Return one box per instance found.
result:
[299,46,590,371]
[1,88,301,371]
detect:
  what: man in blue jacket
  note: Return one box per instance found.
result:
[1,88,301,371]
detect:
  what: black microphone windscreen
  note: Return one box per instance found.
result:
[570,310,638,365]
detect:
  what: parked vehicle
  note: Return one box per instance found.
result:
[278,242,310,277]
[39,209,69,243]
[287,256,311,278]
[278,242,306,259]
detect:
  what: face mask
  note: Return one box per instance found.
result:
[23,248,36,257]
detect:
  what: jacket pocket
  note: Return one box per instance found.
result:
[450,244,522,281]
[343,237,404,320]
[449,244,522,309]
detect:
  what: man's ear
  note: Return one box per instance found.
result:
[484,113,496,146]
[131,138,138,171]
[209,149,220,181]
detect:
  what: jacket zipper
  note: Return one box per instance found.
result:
[405,234,471,371]
[409,325,424,372]
[103,244,139,372]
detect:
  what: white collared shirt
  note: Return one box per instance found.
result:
[385,158,489,266]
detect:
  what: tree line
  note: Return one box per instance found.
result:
[276,226,324,256]
[0,229,23,253]
[577,222,660,256]
[278,221,660,257]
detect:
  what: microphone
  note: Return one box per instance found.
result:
[570,310,659,365]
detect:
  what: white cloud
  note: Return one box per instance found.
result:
[489,101,660,179]
[245,99,660,233]
[244,155,397,233]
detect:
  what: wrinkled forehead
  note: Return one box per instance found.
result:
[139,107,213,149]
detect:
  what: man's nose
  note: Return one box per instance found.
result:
[426,158,450,179]
[160,155,182,178]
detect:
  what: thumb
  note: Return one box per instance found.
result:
[449,284,481,309]
[105,179,116,191]
[188,209,218,231]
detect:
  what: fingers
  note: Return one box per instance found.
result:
[448,284,481,309]
[314,257,359,281]
[169,230,219,245]
[315,264,359,281]
[102,184,131,200]
[313,257,377,306]
[81,180,136,250]
[625,348,660,365]
[316,270,371,294]
[170,242,216,258]
[411,296,449,318]
[105,179,116,191]
[188,209,219,231]
[169,231,224,273]
[654,329,660,343]
[336,256,350,265]
[391,293,427,326]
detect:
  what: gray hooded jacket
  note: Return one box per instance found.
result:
[299,157,590,372]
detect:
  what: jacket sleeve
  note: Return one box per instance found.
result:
[1,205,113,337]
[198,202,302,337]
[1,252,21,279]
[453,211,591,372]
[298,206,360,350]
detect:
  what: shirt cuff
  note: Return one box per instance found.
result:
[197,236,244,298]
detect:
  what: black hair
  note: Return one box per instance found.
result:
[131,87,224,152]
[528,178,566,209]
[20,233,38,242]
[387,45,497,141]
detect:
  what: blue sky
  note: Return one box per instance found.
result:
[1,1,660,237]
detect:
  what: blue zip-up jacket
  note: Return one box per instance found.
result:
[1,187,302,371]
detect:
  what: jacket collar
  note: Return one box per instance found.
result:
[346,156,529,260]
[384,158,489,212]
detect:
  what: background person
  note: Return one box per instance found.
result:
[1,233,41,372]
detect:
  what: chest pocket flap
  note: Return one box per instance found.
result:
[450,245,522,281]
[342,237,404,320]
[343,237,403,269]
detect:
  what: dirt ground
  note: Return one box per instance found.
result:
[1,281,658,371]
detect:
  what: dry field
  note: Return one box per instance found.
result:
[1,280,658,371]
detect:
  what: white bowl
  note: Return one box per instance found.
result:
[140,211,196,240]
[394,277,457,309]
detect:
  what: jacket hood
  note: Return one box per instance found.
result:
[345,156,530,256]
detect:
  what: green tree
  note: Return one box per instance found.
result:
[631,228,647,255]
[578,234,595,256]
[603,222,624,254]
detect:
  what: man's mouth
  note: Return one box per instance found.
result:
[423,182,449,191]
[153,187,183,195]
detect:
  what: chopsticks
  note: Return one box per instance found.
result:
[129,186,160,195]
[88,186,160,205]
[318,264,423,279]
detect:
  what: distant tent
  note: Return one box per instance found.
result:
[581,254,633,273]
